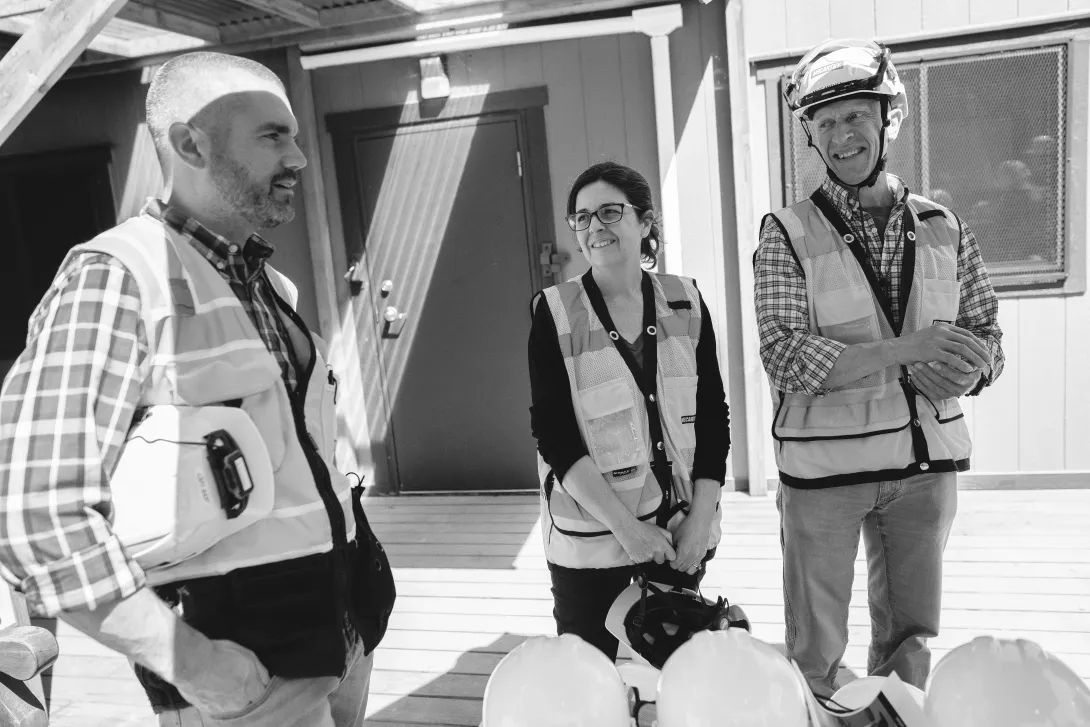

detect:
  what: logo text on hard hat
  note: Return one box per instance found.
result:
[809,60,846,78]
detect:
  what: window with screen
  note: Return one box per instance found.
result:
[782,44,1070,288]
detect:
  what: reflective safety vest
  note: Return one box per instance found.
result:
[767,190,973,488]
[66,213,353,585]
[537,271,723,569]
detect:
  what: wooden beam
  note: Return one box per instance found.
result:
[230,0,321,28]
[382,0,420,12]
[116,2,222,43]
[0,0,50,20]
[0,1,220,42]
[218,0,658,47]
[0,14,133,56]
[284,46,341,351]
[62,0,662,75]
[0,0,129,146]
[724,0,767,497]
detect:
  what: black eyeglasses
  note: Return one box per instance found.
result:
[565,202,640,232]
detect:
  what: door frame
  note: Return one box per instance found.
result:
[326,86,554,494]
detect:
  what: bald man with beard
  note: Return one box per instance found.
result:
[0,52,386,726]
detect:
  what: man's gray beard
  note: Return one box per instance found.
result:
[211,153,295,229]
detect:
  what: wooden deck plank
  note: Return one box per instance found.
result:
[387,554,1090,578]
[395,575,1090,598]
[35,490,1090,725]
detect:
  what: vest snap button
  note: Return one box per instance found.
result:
[843,233,855,243]
[646,325,657,336]
[913,419,921,427]
[609,330,620,341]
[656,442,664,451]
[649,394,656,403]
[907,231,917,241]
[919,462,930,471]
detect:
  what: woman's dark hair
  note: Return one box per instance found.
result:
[566,161,662,267]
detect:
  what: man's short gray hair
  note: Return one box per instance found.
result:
[145,52,285,166]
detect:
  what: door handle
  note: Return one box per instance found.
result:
[382,305,408,338]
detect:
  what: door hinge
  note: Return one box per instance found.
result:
[516,150,523,177]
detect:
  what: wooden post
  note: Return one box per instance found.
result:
[284,46,341,350]
[632,5,684,274]
[0,0,129,148]
[725,0,768,496]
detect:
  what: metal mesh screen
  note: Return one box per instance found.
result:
[782,45,1067,281]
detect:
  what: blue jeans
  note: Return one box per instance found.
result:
[777,472,957,696]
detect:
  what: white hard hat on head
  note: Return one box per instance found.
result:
[656,629,812,727]
[785,38,908,120]
[925,636,1090,727]
[481,634,632,727]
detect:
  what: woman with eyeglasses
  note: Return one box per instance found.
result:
[527,161,731,660]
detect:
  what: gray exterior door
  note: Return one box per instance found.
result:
[344,114,541,492]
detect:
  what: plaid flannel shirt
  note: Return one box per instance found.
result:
[0,200,297,617]
[754,175,1005,395]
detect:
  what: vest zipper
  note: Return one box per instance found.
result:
[266,283,352,628]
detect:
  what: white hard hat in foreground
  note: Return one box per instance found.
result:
[925,636,1090,727]
[481,634,631,727]
[656,629,811,727]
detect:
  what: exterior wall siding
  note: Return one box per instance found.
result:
[746,0,1090,479]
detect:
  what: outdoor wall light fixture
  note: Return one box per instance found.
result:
[419,55,451,99]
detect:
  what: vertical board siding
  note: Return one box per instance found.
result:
[1023,0,1073,17]
[579,37,629,166]
[1070,0,1090,11]
[462,47,508,91]
[828,0,877,41]
[786,0,832,50]
[972,299,1021,471]
[1066,290,1090,470]
[876,0,924,37]
[970,0,1018,24]
[1018,297,1068,470]
[541,38,592,276]
[619,34,658,189]
[744,0,788,58]
[922,0,971,31]
[693,0,735,476]
[502,44,545,89]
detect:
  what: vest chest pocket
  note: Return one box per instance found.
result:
[815,285,880,345]
[577,378,644,472]
[920,278,961,328]
[662,376,699,450]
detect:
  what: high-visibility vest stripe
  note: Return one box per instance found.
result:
[66,214,351,584]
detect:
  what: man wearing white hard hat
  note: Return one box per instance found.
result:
[754,39,1005,696]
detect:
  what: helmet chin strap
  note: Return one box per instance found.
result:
[806,96,891,193]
